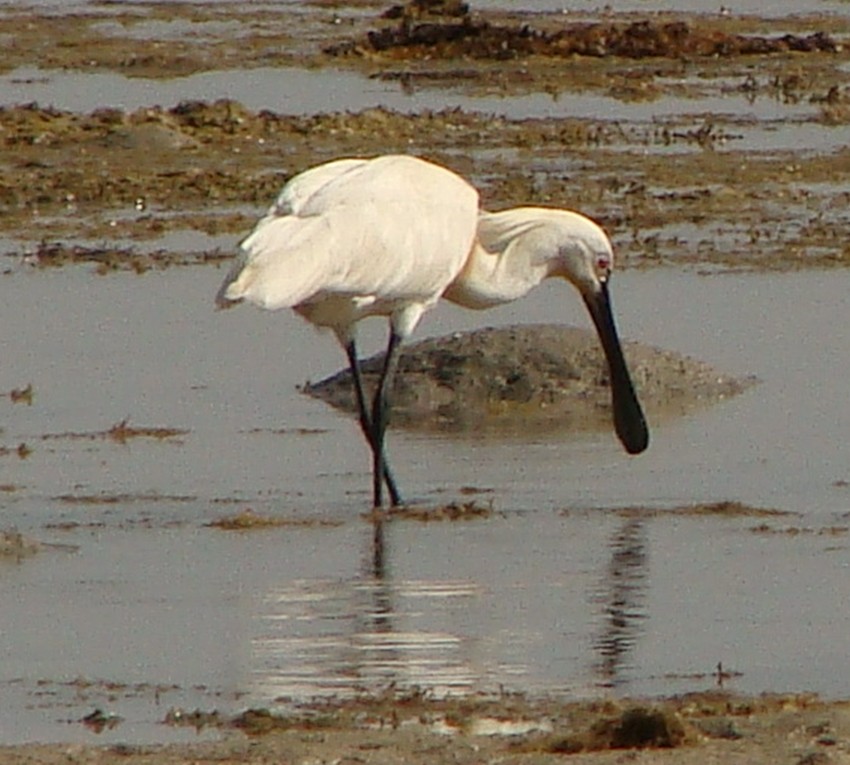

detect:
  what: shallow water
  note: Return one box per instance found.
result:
[2,0,850,746]
[4,63,845,162]
[1,264,850,743]
[0,64,821,122]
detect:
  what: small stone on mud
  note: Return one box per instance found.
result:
[81,708,123,733]
[591,706,690,749]
[163,707,222,730]
[9,383,33,405]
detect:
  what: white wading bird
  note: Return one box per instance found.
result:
[216,154,649,508]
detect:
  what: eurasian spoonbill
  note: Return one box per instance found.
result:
[216,155,649,508]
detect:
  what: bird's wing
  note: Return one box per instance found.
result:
[268,158,370,217]
[218,155,479,313]
[295,155,479,300]
[217,213,339,310]
[216,158,369,308]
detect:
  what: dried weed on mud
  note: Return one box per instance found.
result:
[365,498,494,521]
[336,11,838,60]
[40,418,188,444]
[608,499,798,519]
[206,508,343,530]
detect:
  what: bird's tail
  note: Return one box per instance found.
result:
[214,249,248,310]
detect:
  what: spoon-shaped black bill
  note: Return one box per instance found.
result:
[582,281,649,455]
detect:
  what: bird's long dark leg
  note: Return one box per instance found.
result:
[345,340,402,507]
[370,331,404,509]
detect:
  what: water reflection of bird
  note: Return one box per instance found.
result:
[593,517,649,687]
[216,154,648,507]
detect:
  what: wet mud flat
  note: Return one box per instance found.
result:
[2,2,850,270]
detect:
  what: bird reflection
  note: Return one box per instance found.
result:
[592,517,649,687]
[370,512,388,581]
[359,513,395,640]
[250,518,400,698]
[251,513,483,701]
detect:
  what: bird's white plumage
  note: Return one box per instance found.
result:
[217,154,479,343]
[477,207,612,260]
[444,207,614,310]
[268,158,369,217]
[216,156,648,505]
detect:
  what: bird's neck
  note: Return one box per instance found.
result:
[443,241,552,310]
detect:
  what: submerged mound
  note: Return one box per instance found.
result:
[304,324,754,434]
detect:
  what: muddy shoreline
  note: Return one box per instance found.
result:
[5,690,850,764]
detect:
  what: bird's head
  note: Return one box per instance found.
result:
[476,206,648,455]
[529,209,648,454]
[545,210,615,298]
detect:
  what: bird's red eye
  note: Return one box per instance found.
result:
[597,255,611,272]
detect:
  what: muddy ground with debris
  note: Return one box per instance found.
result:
[5,690,850,764]
[2,1,850,271]
[2,0,850,761]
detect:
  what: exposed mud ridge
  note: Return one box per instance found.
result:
[0,100,515,241]
[330,7,839,60]
[206,509,343,530]
[4,88,850,273]
[27,240,231,273]
[305,324,753,434]
[4,96,850,273]
[0,1,847,79]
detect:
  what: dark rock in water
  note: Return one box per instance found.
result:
[303,324,755,435]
